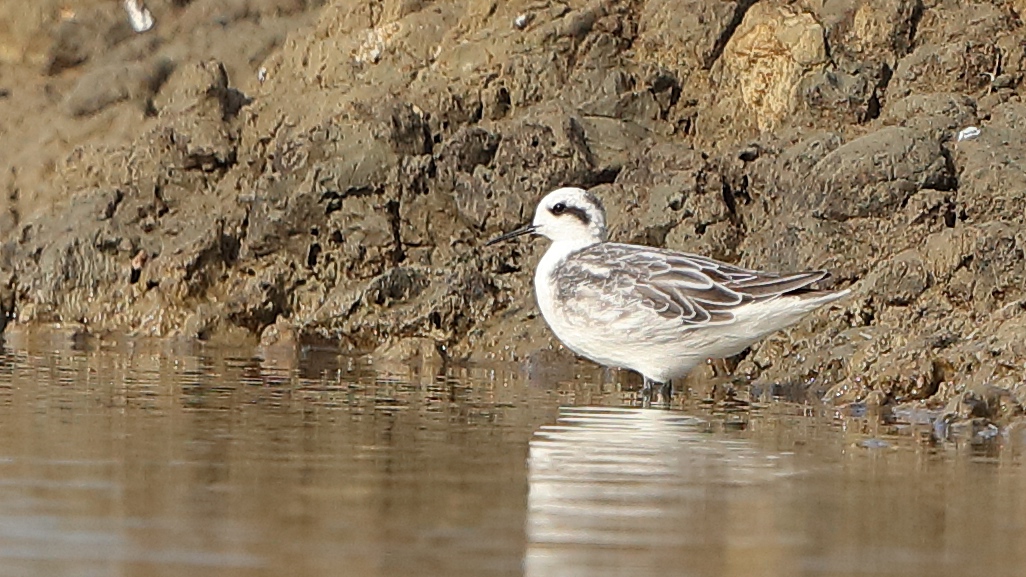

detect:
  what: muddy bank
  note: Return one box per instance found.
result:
[1,0,1025,425]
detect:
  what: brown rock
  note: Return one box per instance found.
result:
[716,1,828,132]
[635,0,741,71]
[806,126,952,220]
[863,249,930,306]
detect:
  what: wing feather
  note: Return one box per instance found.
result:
[554,243,830,331]
[731,271,829,297]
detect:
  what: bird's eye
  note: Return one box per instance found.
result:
[551,202,567,215]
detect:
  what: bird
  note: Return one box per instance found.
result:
[486,186,850,402]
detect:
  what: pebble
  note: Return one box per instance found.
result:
[124,0,155,33]
[856,438,891,449]
[976,423,1000,440]
[514,14,533,29]
[956,126,981,142]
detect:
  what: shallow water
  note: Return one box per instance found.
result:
[0,330,1024,577]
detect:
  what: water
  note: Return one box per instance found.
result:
[0,329,1024,577]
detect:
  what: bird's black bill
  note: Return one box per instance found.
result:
[485,225,536,246]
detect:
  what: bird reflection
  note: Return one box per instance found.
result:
[525,406,793,577]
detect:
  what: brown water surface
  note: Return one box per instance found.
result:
[0,330,1024,577]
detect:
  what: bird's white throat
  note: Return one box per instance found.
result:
[534,237,600,328]
[535,238,598,285]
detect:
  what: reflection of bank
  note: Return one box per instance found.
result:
[525,407,794,577]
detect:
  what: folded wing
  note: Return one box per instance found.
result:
[554,243,830,331]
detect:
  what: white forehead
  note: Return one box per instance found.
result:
[538,187,602,211]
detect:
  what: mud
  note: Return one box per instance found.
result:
[1,0,1025,425]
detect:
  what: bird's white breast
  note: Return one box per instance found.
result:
[533,241,581,330]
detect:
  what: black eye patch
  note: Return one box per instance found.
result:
[567,206,590,224]
[550,204,590,225]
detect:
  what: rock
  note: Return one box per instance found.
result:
[951,102,1026,223]
[576,116,651,178]
[921,227,974,284]
[891,43,995,98]
[863,249,930,306]
[943,391,996,421]
[223,258,294,335]
[914,1,1011,44]
[798,65,886,125]
[435,126,500,175]
[939,383,1021,425]
[0,4,54,65]
[967,222,1026,313]
[452,112,598,237]
[830,346,945,403]
[602,142,741,261]
[306,262,503,356]
[880,93,978,140]
[821,0,919,61]
[636,0,743,72]
[713,1,828,133]
[805,126,952,220]
[155,60,246,170]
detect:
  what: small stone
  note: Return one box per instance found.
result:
[976,423,1000,440]
[123,0,154,33]
[956,126,981,142]
[856,438,891,449]
[738,146,760,162]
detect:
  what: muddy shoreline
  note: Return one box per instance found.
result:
[1,0,1025,426]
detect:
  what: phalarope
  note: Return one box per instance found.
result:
[487,187,849,401]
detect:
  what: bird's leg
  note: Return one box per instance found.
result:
[642,377,672,407]
[659,381,673,403]
[641,376,656,408]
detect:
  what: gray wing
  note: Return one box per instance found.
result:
[555,243,829,329]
